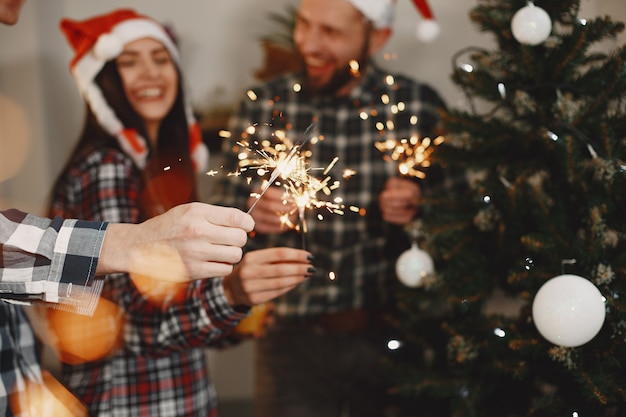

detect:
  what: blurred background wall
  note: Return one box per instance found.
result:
[1,0,625,409]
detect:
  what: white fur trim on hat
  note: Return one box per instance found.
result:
[346,0,395,28]
[95,19,179,63]
[72,19,179,100]
[67,15,208,172]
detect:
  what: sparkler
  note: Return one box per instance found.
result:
[280,156,343,249]
[233,122,351,250]
[374,134,445,179]
[247,123,318,213]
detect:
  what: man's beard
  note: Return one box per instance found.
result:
[300,42,371,96]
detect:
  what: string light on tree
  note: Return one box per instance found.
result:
[511,2,552,45]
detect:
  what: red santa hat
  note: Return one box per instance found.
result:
[60,9,208,172]
[346,0,440,42]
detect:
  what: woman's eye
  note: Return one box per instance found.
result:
[153,53,172,65]
[117,59,136,68]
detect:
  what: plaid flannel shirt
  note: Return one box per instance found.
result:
[216,65,447,319]
[0,210,107,416]
[49,148,247,417]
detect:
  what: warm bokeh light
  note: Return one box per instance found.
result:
[128,240,190,305]
[235,303,271,337]
[128,240,190,283]
[46,297,124,365]
[130,272,189,306]
[10,371,87,417]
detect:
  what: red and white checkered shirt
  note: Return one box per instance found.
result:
[49,147,247,417]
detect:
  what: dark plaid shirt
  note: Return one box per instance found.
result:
[217,65,446,319]
[50,148,247,417]
[0,210,107,416]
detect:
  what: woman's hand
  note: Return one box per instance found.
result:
[223,247,314,306]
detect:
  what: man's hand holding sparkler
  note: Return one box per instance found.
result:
[247,187,298,235]
[375,134,443,225]
[378,176,421,225]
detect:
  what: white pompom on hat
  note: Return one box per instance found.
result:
[346,0,440,42]
[60,9,208,172]
[411,0,440,42]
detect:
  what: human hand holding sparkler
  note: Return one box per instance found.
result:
[246,187,297,235]
[375,134,443,225]
[223,247,314,307]
[379,176,421,225]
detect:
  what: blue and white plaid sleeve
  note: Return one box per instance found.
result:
[0,209,107,316]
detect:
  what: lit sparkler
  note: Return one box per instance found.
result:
[375,134,445,179]
[279,156,344,249]
[233,122,352,249]
[246,123,318,213]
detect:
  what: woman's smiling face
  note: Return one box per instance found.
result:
[116,37,178,142]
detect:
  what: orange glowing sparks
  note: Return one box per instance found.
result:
[375,135,445,179]
[10,371,87,417]
[343,168,357,178]
[243,123,319,213]
[233,123,359,245]
[213,122,362,250]
[272,154,349,245]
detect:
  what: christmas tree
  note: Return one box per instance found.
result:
[386,0,626,416]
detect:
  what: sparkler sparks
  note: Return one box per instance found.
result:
[230,123,356,250]
[375,134,445,179]
[282,159,344,225]
[246,123,318,213]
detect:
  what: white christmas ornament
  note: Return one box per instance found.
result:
[511,3,552,46]
[532,274,606,347]
[395,243,434,287]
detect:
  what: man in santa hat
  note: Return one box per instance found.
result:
[216,0,448,416]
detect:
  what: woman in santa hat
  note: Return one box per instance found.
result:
[44,8,313,417]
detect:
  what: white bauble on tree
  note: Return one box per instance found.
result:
[532,274,606,347]
[511,3,552,46]
[395,243,434,288]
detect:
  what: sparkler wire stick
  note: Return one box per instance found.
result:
[298,205,306,250]
[247,122,318,214]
